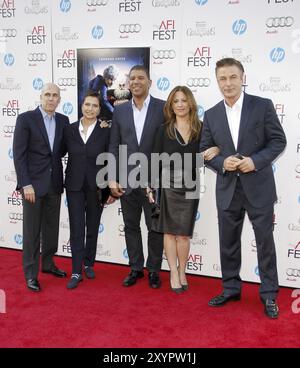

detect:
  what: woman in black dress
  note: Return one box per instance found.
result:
[147,86,218,293]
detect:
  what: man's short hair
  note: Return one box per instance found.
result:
[215,58,244,74]
[129,65,150,79]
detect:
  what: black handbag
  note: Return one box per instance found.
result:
[97,186,111,206]
[151,188,161,218]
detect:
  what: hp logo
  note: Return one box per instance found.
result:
[195,211,200,221]
[254,266,260,276]
[64,197,68,207]
[232,19,247,35]
[4,53,14,66]
[98,223,104,234]
[33,78,43,90]
[8,148,13,159]
[60,0,71,12]
[195,0,208,5]
[91,25,104,39]
[14,234,23,245]
[123,248,128,259]
[272,164,276,173]
[157,77,170,91]
[270,47,285,63]
[197,105,204,119]
[63,102,73,115]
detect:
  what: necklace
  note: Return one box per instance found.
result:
[174,126,189,146]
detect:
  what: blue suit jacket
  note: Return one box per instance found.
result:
[63,120,110,191]
[13,107,69,197]
[200,93,286,209]
[108,96,165,193]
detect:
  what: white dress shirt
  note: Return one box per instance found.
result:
[132,94,150,145]
[224,92,244,150]
[79,119,97,144]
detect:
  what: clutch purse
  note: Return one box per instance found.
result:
[151,188,161,218]
[97,187,111,206]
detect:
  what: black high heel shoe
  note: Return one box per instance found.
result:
[181,283,189,291]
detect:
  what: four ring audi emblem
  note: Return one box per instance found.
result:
[27,53,47,62]
[286,268,300,277]
[266,16,294,28]
[86,0,108,5]
[153,50,176,59]
[0,29,17,37]
[187,77,211,87]
[119,24,141,33]
[57,78,76,86]
[9,213,23,221]
[3,126,15,134]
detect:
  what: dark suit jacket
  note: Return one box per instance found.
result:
[200,93,286,209]
[108,95,165,193]
[13,107,69,197]
[63,120,110,192]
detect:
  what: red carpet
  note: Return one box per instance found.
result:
[0,248,299,348]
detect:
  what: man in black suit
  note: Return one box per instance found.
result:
[200,58,286,318]
[13,83,69,292]
[109,65,165,289]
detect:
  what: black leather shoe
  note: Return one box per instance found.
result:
[42,266,67,278]
[123,270,144,287]
[67,274,83,289]
[263,299,279,319]
[208,293,241,307]
[148,272,161,289]
[26,278,41,292]
[84,266,95,279]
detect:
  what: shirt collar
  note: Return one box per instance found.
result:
[132,94,151,109]
[39,105,55,119]
[224,91,244,111]
[79,118,97,130]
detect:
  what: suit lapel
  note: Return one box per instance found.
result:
[237,93,252,151]
[127,102,139,147]
[71,121,85,144]
[34,107,51,151]
[139,96,154,147]
[86,120,101,145]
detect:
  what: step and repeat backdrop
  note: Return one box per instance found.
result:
[1,0,299,288]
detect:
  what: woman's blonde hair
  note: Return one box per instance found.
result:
[164,85,202,142]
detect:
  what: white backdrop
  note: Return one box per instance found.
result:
[1,0,299,288]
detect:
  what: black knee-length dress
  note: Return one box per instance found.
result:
[151,124,201,237]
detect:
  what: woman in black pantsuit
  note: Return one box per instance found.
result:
[148,86,219,293]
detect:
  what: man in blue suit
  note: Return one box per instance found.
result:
[109,65,165,289]
[200,58,286,318]
[13,83,69,292]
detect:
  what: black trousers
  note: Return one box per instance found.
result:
[22,187,61,280]
[217,178,279,301]
[120,188,163,272]
[66,185,103,275]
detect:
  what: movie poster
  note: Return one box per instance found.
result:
[77,47,150,120]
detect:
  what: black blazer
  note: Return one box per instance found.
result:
[200,93,287,209]
[108,96,165,193]
[13,107,69,197]
[63,120,110,192]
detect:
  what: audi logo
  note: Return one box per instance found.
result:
[266,16,294,28]
[119,24,141,33]
[87,0,107,5]
[9,213,23,221]
[57,78,76,86]
[3,126,15,134]
[153,50,176,59]
[0,29,17,37]
[286,268,300,277]
[187,77,211,87]
[27,53,47,62]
